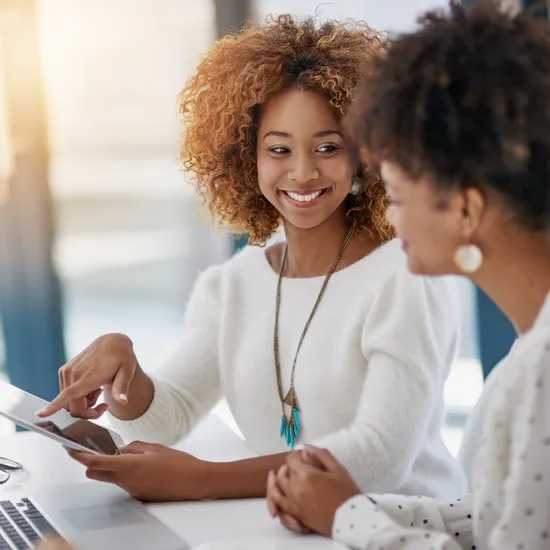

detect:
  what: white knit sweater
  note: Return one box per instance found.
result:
[110,239,466,498]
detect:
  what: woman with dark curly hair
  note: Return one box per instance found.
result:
[38,15,464,503]
[268,3,550,549]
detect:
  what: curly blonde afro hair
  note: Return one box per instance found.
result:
[179,15,394,246]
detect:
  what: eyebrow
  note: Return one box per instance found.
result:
[262,130,343,140]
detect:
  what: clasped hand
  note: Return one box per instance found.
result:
[266,445,361,537]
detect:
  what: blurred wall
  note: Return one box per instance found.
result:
[33,0,228,367]
[256,0,448,31]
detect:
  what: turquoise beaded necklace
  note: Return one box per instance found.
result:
[273,225,355,449]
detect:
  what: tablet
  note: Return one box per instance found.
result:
[0,380,122,455]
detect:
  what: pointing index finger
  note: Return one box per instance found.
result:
[35,381,93,417]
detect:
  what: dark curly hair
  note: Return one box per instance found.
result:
[179,15,394,246]
[347,0,550,230]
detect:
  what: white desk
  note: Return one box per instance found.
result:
[0,415,344,550]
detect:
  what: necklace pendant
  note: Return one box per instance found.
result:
[283,388,300,411]
[280,408,301,450]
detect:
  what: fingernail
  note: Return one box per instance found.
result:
[35,409,46,417]
[294,443,305,451]
[118,394,128,403]
[289,518,300,528]
[287,517,302,531]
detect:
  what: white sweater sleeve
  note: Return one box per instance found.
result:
[312,268,458,492]
[109,266,223,445]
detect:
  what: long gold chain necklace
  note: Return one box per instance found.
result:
[274,225,355,449]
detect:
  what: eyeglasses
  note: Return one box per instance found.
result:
[0,457,23,484]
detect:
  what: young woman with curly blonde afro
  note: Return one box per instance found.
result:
[41,15,465,506]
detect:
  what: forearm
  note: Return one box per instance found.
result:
[369,492,473,534]
[105,365,154,421]
[333,495,467,550]
[201,453,289,499]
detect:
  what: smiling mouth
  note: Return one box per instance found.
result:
[280,188,329,204]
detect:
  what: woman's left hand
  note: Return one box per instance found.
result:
[267,446,362,537]
[68,442,210,501]
[36,537,74,550]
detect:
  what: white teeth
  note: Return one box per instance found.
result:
[286,190,323,202]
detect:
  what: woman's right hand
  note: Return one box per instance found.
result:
[36,333,139,419]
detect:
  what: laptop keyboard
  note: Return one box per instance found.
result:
[0,499,60,550]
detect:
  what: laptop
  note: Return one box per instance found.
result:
[0,381,188,550]
[1,483,188,550]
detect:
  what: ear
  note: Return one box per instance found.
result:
[459,187,486,238]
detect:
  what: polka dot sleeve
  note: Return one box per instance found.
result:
[333,494,472,550]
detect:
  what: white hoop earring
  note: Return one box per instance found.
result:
[454,244,483,274]
[350,177,365,196]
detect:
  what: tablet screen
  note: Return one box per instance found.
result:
[0,380,119,455]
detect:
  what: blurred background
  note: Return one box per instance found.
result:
[2,0,538,452]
